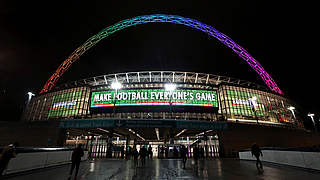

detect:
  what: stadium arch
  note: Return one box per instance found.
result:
[40,14,283,94]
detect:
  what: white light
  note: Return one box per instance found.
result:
[27,92,35,97]
[111,81,122,90]
[164,83,176,91]
[308,113,316,128]
[175,129,186,137]
[27,92,35,104]
[308,113,315,123]
[308,113,315,117]
[288,106,295,111]
[97,128,109,133]
[288,106,296,119]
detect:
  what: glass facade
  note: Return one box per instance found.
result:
[24,87,91,121]
[218,85,301,125]
[23,84,303,128]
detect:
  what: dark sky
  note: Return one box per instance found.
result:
[0,1,318,121]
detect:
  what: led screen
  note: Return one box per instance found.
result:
[48,91,82,117]
[91,89,218,108]
[227,90,264,116]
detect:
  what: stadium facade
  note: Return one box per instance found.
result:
[20,71,311,158]
[23,71,303,127]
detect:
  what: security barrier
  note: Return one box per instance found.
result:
[1,147,88,175]
[239,147,320,171]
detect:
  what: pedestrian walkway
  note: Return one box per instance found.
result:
[3,159,320,180]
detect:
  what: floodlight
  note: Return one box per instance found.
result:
[27,92,35,103]
[164,83,176,91]
[111,81,122,90]
[308,113,315,117]
[288,106,296,119]
[27,92,35,97]
[288,106,295,111]
[308,113,316,127]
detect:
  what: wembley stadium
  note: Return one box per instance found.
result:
[21,71,306,158]
[15,14,317,158]
[23,71,301,126]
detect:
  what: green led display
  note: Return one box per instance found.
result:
[48,91,82,117]
[91,89,218,108]
[227,90,264,116]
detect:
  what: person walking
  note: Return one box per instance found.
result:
[193,146,199,165]
[165,146,168,159]
[133,148,139,167]
[173,146,178,158]
[139,147,147,166]
[251,143,263,171]
[68,144,84,180]
[148,145,153,159]
[0,142,18,177]
[160,146,164,159]
[180,145,187,169]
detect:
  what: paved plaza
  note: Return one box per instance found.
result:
[4,158,320,180]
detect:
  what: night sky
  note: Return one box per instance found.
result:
[0,1,318,123]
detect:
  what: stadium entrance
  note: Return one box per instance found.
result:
[61,118,226,158]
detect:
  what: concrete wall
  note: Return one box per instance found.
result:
[218,122,320,157]
[0,121,66,147]
[2,150,88,175]
[239,150,320,170]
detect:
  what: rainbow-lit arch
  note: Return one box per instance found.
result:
[41,14,283,94]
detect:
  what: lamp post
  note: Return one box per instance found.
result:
[27,92,35,104]
[288,106,296,118]
[308,113,316,131]
[111,81,122,117]
[165,83,176,144]
[288,106,296,124]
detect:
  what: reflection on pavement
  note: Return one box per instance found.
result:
[5,159,320,180]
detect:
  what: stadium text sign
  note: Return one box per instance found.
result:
[91,89,218,108]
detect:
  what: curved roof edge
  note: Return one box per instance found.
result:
[53,71,269,92]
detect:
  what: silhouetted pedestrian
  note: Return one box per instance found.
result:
[173,146,178,158]
[69,144,84,180]
[121,146,124,159]
[180,145,187,169]
[127,146,132,160]
[165,147,168,158]
[251,143,263,171]
[160,146,164,159]
[133,148,139,167]
[200,146,204,159]
[193,146,199,164]
[0,142,18,177]
[148,145,153,159]
[139,147,147,166]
